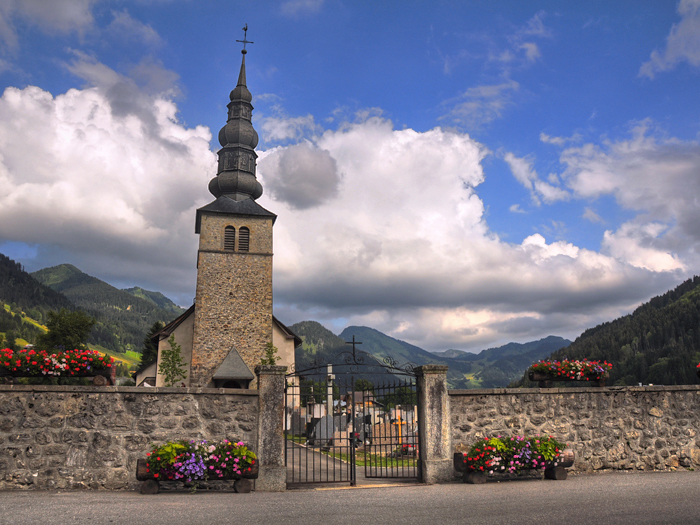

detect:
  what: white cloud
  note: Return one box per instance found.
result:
[516,11,552,39]
[640,0,700,78]
[106,10,162,47]
[0,65,214,304]
[256,115,677,351]
[0,0,96,50]
[258,142,341,209]
[557,122,700,270]
[582,207,605,224]
[280,0,325,17]
[603,223,685,272]
[519,42,541,62]
[0,75,689,350]
[540,132,582,146]
[440,79,520,129]
[259,113,317,143]
[504,152,570,204]
[509,204,526,213]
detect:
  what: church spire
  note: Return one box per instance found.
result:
[208,24,262,201]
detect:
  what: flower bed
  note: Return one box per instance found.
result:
[453,435,573,484]
[0,348,115,385]
[135,439,258,494]
[528,359,612,387]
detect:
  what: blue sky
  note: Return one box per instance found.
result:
[0,0,699,352]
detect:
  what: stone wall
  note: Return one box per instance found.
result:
[450,385,700,473]
[0,385,258,490]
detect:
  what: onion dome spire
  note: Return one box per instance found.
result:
[208,24,262,201]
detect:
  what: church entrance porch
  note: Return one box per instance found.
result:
[284,338,420,488]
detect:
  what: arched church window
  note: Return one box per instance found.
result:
[224,226,236,251]
[239,227,250,252]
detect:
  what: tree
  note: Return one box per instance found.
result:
[5,332,16,351]
[158,334,188,387]
[259,342,279,365]
[355,378,374,392]
[140,321,165,368]
[36,309,96,351]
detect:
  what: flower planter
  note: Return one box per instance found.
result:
[135,458,259,494]
[0,365,115,386]
[453,448,574,484]
[528,370,606,388]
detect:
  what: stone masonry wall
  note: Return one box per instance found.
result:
[450,385,700,474]
[192,213,274,388]
[0,385,258,490]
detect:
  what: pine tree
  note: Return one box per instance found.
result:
[140,321,165,368]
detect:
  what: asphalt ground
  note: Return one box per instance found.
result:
[0,471,698,525]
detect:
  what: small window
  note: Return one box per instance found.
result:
[224,226,235,251]
[238,227,250,252]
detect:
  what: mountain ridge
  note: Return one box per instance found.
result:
[30,262,184,353]
[510,276,700,387]
[292,320,570,389]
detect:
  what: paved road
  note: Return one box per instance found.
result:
[0,471,698,525]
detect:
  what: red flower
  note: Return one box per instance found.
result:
[154,473,159,478]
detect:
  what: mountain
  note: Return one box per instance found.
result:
[31,263,185,353]
[292,320,570,389]
[340,326,569,389]
[123,287,184,317]
[0,253,75,317]
[514,276,700,386]
[0,253,76,346]
[511,276,700,387]
[432,349,468,359]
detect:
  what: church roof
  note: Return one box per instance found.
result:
[152,304,195,341]
[195,195,277,232]
[213,345,255,381]
[273,315,302,348]
[207,36,264,203]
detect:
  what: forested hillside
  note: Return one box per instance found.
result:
[512,276,700,387]
[0,253,76,347]
[0,253,75,321]
[32,264,184,353]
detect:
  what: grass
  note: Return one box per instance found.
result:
[2,304,48,332]
[88,344,141,368]
[325,449,417,468]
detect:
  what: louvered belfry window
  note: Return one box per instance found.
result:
[224,226,236,251]
[238,226,250,252]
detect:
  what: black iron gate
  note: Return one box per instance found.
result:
[284,337,420,487]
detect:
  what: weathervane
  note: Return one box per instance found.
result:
[236,24,254,54]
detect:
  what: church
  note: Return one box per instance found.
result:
[136,37,300,389]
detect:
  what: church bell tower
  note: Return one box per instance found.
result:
[191,28,275,388]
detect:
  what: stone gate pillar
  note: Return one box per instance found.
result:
[416,365,452,484]
[255,365,287,491]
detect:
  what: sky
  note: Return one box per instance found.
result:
[0,0,699,353]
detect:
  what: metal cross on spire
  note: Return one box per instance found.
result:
[236,24,254,54]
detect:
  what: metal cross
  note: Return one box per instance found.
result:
[236,24,254,51]
[345,335,362,360]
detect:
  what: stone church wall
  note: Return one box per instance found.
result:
[0,385,259,490]
[450,385,700,473]
[192,213,274,388]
